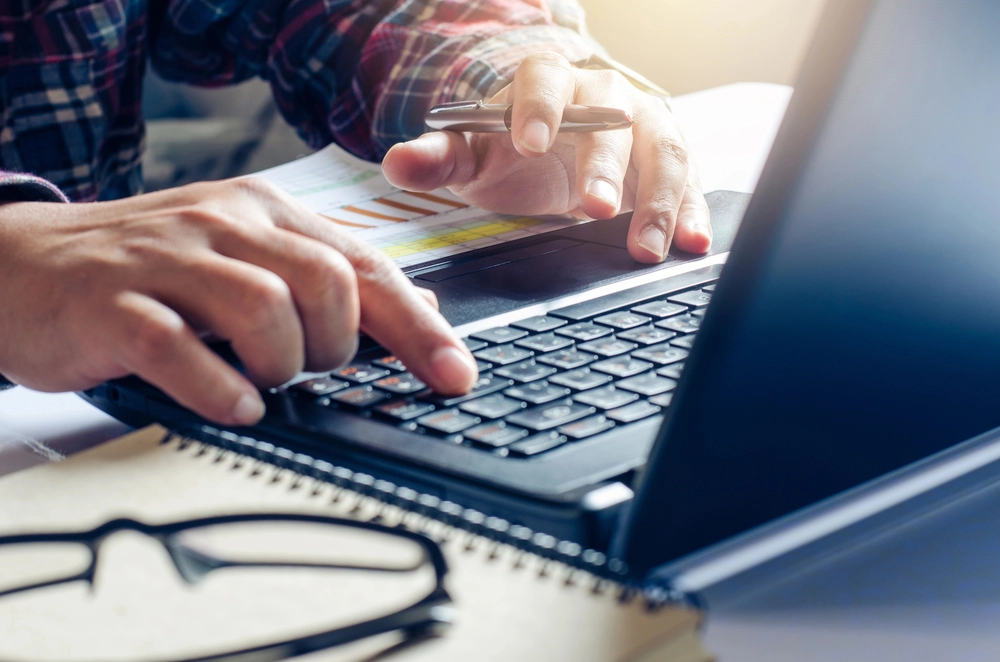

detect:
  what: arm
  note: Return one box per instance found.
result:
[148,0,602,159]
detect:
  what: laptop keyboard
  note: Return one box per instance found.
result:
[286,280,715,459]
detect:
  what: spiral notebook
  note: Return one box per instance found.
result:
[0,425,710,662]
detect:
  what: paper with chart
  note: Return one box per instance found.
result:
[254,143,580,268]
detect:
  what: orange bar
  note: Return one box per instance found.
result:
[320,214,374,228]
[342,205,408,222]
[404,191,468,208]
[375,197,436,215]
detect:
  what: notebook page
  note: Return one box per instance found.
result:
[0,426,708,662]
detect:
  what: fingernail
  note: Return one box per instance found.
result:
[519,119,551,154]
[637,226,668,261]
[233,392,265,425]
[430,345,478,392]
[587,179,619,208]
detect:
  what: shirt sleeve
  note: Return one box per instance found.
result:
[0,172,69,204]
[148,0,604,161]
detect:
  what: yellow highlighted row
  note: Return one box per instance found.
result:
[378,217,541,259]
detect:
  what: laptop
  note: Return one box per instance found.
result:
[83,0,1000,575]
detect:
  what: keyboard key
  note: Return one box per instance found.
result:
[473,343,534,366]
[668,289,713,308]
[331,386,390,409]
[508,432,568,457]
[372,355,407,372]
[459,394,526,419]
[548,266,721,321]
[607,401,662,423]
[417,409,480,434]
[536,348,597,370]
[514,333,574,353]
[549,368,613,391]
[656,362,685,379]
[494,360,558,383]
[616,325,676,346]
[593,311,651,330]
[631,300,688,319]
[463,337,488,352]
[510,316,567,333]
[373,373,426,395]
[616,373,677,396]
[505,402,595,431]
[504,382,572,405]
[476,360,493,373]
[632,344,689,366]
[577,338,638,357]
[702,284,716,292]
[555,322,613,342]
[670,335,697,349]
[649,393,674,407]
[590,357,654,378]
[655,314,702,334]
[419,375,513,407]
[334,363,392,384]
[573,386,639,410]
[375,400,436,422]
[464,421,529,448]
[559,415,615,440]
[692,308,707,318]
[471,326,528,344]
[292,377,350,397]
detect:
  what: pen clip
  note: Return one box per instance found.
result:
[426,100,484,114]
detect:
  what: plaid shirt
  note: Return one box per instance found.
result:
[0,0,600,203]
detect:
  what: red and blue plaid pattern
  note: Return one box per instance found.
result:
[1,0,599,202]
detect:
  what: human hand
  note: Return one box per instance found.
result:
[0,179,478,425]
[382,52,711,263]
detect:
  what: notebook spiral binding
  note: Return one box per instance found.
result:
[169,424,695,611]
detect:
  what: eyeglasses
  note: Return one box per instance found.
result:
[0,513,451,662]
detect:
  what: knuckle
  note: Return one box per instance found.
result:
[351,244,400,284]
[130,311,184,365]
[309,247,359,296]
[652,135,690,170]
[243,273,293,333]
[595,68,629,91]
[522,51,572,73]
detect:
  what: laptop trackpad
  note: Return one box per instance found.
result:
[426,240,651,326]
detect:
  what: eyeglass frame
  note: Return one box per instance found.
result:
[0,512,452,662]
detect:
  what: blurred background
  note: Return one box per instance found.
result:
[143,0,826,190]
[578,0,825,95]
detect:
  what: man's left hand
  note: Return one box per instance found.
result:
[382,52,711,263]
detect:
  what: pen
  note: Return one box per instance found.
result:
[425,100,632,133]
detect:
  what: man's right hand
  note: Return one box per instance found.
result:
[0,178,478,426]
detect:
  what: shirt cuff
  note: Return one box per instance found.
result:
[0,172,69,204]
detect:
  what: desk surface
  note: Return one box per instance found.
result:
[16,84,997,661]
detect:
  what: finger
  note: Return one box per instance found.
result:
[382,131,478,192]
[209,223,361,372]
[239,183,479,394]
[145,250,305,387]
[627,106,691,263]
[670,165,712,254]
[574,127,633,220]
[417,287,440,311]
[509,52,576,156]
[112,292,265,426]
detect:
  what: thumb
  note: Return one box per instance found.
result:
[382,131,478,192]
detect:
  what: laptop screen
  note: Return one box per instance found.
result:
[620,0,1000,574]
